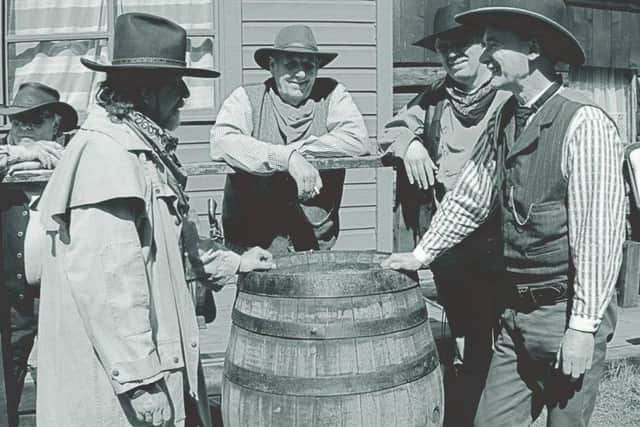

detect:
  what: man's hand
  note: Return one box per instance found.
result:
[128,383,172,426]
[239,247,276,273]
[380,252,423,271]
[402,140,437,189]
[288,151,322,201]
[8,139,64,169]
[201,249,241,281]
[555,328,595,381]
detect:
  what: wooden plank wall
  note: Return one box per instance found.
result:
[172,0,386,250]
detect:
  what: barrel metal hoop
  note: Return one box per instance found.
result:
[232,306,428,339]
[238,270,418,298]
[223,349,440,397]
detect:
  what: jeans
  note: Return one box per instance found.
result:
[474,294,616,427]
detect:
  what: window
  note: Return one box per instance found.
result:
[2,0,219,125]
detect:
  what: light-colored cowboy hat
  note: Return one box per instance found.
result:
[254,25,338,70]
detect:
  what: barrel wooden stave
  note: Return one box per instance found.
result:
[222,369,444,427]
[222,251,444,426]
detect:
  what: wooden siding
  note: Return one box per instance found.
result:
[237,0,385,251]
[395,0,640,70]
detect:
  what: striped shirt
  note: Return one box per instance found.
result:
[413,88,625,333]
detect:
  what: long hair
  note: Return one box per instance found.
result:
[95,70,178,120]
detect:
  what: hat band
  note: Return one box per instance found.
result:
[274,43,319,53]
[112,57,186,66]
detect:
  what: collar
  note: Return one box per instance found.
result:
[522,79,562,111]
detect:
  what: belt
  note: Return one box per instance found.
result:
[509,283,568,308]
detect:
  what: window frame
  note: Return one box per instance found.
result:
[0,0,220,130]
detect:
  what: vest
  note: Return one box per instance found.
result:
[222,78,345,254]
[406,80,503,268]
[494,89,598,284]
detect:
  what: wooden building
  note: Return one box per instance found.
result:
[0,0,394,422]
[0,0,395,252]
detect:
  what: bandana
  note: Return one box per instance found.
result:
[126,111,190,218]
[266,82,320,144]
[444,77,497,127]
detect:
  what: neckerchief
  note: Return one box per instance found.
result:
[444,77,497,127]
[125,111,190,217]
[266,83,319,144]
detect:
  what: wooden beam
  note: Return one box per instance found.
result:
[218,0,243,106]
[617,240,640,308]
[376,0,394,253]
[1,156,389,184]
[394,66,444,89]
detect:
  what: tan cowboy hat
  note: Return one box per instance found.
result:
[455,0,585,65]
[254,25,338,70]
[0,82,78,132]
[414,0,476,51]
[81,13,220,78]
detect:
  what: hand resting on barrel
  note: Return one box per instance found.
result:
[200,246,275,281]
[238,246,276,272]
[380,252,424,271]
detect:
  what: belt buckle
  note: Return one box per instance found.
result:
[529,284,566,306]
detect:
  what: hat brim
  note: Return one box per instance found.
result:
[414,25,469,51]
[0,101,78,132]
[455,7,585,65]
[254,48,338,70]
[80,57,220,78]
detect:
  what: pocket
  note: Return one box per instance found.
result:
[100,240,151,337]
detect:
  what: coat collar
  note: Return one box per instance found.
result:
[504,89,563,162]
[81,105,151,152]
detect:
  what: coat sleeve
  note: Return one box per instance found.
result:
[64,198,166,395]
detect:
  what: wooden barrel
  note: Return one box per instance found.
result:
[222,251,444,427]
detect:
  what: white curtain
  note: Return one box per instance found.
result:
[6,0,216,118]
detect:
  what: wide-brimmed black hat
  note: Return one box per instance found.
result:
[254,25,338,70]
[0,82,78,132]
[414,0,475,51]
[81,13,220,78]
[455,0,585,65]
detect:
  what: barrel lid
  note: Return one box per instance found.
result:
[238,251,419,298]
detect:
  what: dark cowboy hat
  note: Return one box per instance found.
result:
[254,25,338,70]
[455,0,585,65]
[0,82,78,132]
[414,0,476,51]
[81,13,220,78]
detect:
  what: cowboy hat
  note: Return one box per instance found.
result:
[0,82,78,132]
[414,0,477,51]
[81,13,220,78]
[254,25,338,70]
[455,0,585,65]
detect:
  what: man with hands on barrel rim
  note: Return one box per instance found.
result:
[34,13,274,427]
[0,81,78,427]
[382,1,624,426]
[210,24,374,255]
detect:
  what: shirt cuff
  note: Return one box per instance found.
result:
[268,145,296,171]
[412,246,431,265]
[568,314,599,333]
[382,128,420,158]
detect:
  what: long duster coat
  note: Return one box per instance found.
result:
[34,106,211,427]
